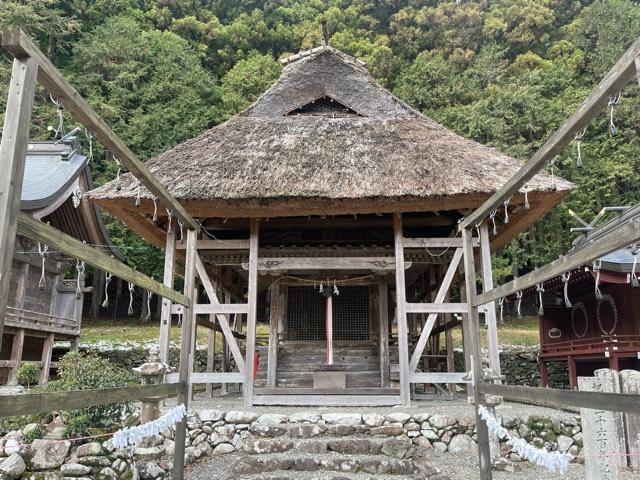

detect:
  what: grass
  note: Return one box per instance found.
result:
[79,316,539,347]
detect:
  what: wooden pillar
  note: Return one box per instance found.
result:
[462,227,493,480]
[446,327,455,394]
[190,284,198,400]
[90,269,104,321]
[567,356,577,389]
[173,229,198,480]
[393,213,410,405]
[609,353,620,371]
[459,277,471,372]
[267,281,280,388]
[159,225,176,365]
[378,282,390,388]
[0,57,38,346]
[7,329,25,386]
[479,223,501,381]
[245,219,259,406]
[205,313,216,398]
[39,332,54,385]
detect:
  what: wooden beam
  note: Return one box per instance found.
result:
[408,248,463,373]
[406,302,467,314]
[378,282,390,388]
[403,237,478,248]
[1,29,198,231]
[194,256,246,376]
[0,56,38,345]
[176,239,249,250]
[245,219,259,405]
[393,214,410,405]
[462,228,493,480]
[193,304,249,315]
[252,394,403,406]
[479,223,501,380]
[0,382,182,418]
[243,257,411,271]
[16,212,189,306]
[159,226,176,364]
[267,282,280,388]
[38,333,54,385]
[195,317,245,339]
[461,34,640,230]
[474,217,640,307]
[7,330,25,386]
[174,229,197,480]
[409,372,470,384]
[166,372,244,384]
[479,383,640,415]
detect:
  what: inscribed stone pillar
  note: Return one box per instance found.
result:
[620,369,640,470]
[595,368,627,468]
[578,375,620,480]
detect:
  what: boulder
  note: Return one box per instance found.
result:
[133,447,163,462]
[362,413,385,427]
[380,438,412,459]
[198,410,224,422]
[255,414,287,425]
[75,443,102,458]
[212,444,235,455]
[433,442,448,453]
[288,413,320,423]
[27,440,71,470]
[288,424,323,438]
[0,454,26,479]
[59,464,91,477]
[557,435,574,453]
[385,413,411,424]
[448,434,476,454]
[97,467,117,480]
[429,415,456,429]
[138,462,165,480]
[371,424,404,436]
[2,439,22,457]
[224,411,259,424]
[321,413,362,425]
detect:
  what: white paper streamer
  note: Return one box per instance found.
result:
[112,404,187,449]
[478,405,572,474]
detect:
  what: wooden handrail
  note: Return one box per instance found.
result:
[0,382,183,418]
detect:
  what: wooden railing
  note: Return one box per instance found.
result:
[4,305,79,335]
[541,334,640,356]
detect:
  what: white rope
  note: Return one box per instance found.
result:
[146,291,153,321]
[523,184,530,210]
[536,283,545,316]
[135,180,141,207]
[84,128,94,163]
[516,291,523,319]
[478,405,572,474]
[50,95,64,138]
[574,127,586,167]
[489,209,498,235]
[503,196,512,224]
[112,404,187,449]
[333,280,339,296]
[561,272,572,308]
[38,242,49,289]
[75,259,85,300]
[497,297,504,324]
[165,208,173,233]
[102,272,113,307]
[178,219,184,241]
[152,196,158,223]
[549,159,556,190]
[128,282,135,316]
[608,93,621,136]
[593,260,602,300]
[631,245,639,288]
[113,155,122,191]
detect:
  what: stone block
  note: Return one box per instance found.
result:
[75,443,102,458]
[620,369,640,470]
[137,462,165,480]
[385,413,411,424]
[380,438,412,459]
[429,415,456,429]
[59,464,91,477]
[327,439,370,454]
[294,439,327,454]
[198,409,224,422]
[288,413,319,423]
[224,411,259,424]
[321,413,361,425]
[212,444,235,455]
[371,424,404,436]
[133,447,163,462]
[326,425,356,436]
[362,413,385,427]
[27,440,71,470]
[447,434,476,454]
[256,414,287,425]
[0,454,25,479]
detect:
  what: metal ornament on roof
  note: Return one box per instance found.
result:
[72,187,83,208]
[488,209,498,235]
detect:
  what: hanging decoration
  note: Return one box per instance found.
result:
[113,155,122,191]
[523,184,530,210]
[516,291,523,319]
[102,273,113,308]
[631,245,639,288]
[503,196,512,224]
[549,158,557,190]
[112,404,187,449]
[75,260,85,300]
[178,219,184,241]
[571,302,589,338]
[165,208,173,233]
[536,283,545,316]
[497,297,504,324]
[478,405,572,474]
[135,180,142,207]
[152,196,158,223]
[49,95,64,138]
[333,280,339,296]
[596,294,618,335]
[128,282,135,316]
[488,209,498,235]
[574,127,586,167]
[146,290,153,321]
[608,93,621,136]
[38,242,49,289]
[84,128,94,163]
[561,272,572,308]
[593,260,603,300]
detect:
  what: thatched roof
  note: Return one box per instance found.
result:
[89,47,571,218]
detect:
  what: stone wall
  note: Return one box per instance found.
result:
[0,408,583,480]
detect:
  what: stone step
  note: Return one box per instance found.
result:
[237,471,436,480]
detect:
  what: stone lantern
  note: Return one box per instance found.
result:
[133,347,167,423]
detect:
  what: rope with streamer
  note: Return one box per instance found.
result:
[113,155,122,191]
[128,282,135,316]
[146,290,153,321]
[102,273,113,307]
[165,208,173,233]
[178,220,184,241]
[516,291,523,319]
[135,180,141,207]
[112,404,186,449]
[84,128,94,163]
[503,196,512,224]
[489,209,498,235]
[536,283,545,316]
[593,260,603,301]
[75,259,85,300]
[152,196,158,223]
[37,242,49,289]
[497,297,504,324]
[49,95,64,138]
[608,93,621,136]
[478,406,572,474]
[574,127,586,167]
[561,272,572,308]
[631,244,639,288]
[333,280,339,296]
[523,184,530,210]
[549,159,556,190]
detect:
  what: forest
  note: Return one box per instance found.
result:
[1,0,640,284]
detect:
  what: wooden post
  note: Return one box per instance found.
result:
[446,327,455,394]
[479,223,501,382]
[206,313,216,398]
[7,329,25,386]
[462,227,493,480]
[267,281,280,388]
[0,56,38,345]
[378,282,390,388]
[393,213,410,405]
[173,229,197,480]
[459,277,471,372]
[245,219,259,406]
[159,225,176,365]
[568,356,577,389]
[39,332,54,385]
